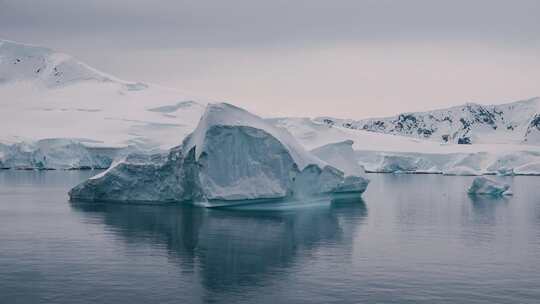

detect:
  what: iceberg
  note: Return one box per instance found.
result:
[69,103,369,206]
[467,177,512,196]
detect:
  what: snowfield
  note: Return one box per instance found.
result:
[269,117,540,175]
[0,39,207,150]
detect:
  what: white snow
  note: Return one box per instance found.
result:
[443,166,482,176]
[353,150,540,175]
[270,117,540,175]
[269,116,540,154]
[310,140,366,176]
[468,177,512,196]
[0,39,208,150]
[0,138,116,169]
[185,103,325,170]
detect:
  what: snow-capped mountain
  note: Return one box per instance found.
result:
[316,98,540,145]
[0,39,207,150]
[2,39,540,174]
[0,39,146,89]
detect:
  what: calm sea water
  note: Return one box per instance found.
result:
[1,171,540,304]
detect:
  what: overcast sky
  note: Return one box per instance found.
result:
[1,0,539,118]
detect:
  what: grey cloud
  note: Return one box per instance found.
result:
[1,0,538,118]
[1,0,539,47]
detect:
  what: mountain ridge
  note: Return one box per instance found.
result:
[315,97,540,145]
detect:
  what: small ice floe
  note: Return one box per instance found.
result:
[467,176,513,196]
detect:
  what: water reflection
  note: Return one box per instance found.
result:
[71,198,367,298]
[469,194,510,223]
[457,194,511,247]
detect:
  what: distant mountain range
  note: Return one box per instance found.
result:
[316,98,540,145]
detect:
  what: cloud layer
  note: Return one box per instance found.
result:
[1,0,539,117]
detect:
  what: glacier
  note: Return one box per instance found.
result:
[468,177,512,196]
[0,39,208,151]
[354,150,540,176]
[69,103,369,205]
[0,139,119,170]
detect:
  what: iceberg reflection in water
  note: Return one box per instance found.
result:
[70,197,368,300]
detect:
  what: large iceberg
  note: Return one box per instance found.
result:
[69,103,369,206]
[468,177,512,196]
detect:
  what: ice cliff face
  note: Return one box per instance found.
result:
[355,150,540,176]
[316,97,540,145]
[69,103,369,205]
[0,139,116,170]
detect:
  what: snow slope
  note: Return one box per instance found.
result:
[268,116,540,154]
[310,140,366,176]
[184,103,324,170]
[0,39,207,150]
[269,116,540,175]
[316,97,540,145]
[69,103,369,205]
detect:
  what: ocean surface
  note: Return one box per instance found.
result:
[1,170,540,304]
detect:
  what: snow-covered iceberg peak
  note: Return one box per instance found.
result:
[468,177,512,196]
[184,103,324,170]
[69,103,369,205]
